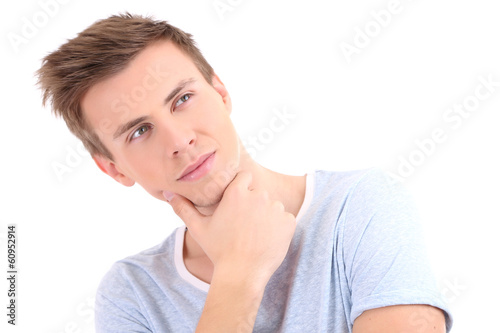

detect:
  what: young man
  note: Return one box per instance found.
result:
[37,13,453,332]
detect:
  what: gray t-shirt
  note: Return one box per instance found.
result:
[95,168,453,332]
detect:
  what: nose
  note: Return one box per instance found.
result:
[160,119,196,157]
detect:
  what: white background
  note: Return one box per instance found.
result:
[1,0,499,332]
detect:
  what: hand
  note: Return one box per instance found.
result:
[164,171,297,287]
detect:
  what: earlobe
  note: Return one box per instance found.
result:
[92,155,135,187]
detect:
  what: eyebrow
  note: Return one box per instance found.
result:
[112,78,196,141]
[164,77,196,106]
[113,116,149,140]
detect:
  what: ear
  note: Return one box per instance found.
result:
[92,154,135,187]
[212,73,232,114]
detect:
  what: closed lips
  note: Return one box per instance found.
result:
[178,152,214,180]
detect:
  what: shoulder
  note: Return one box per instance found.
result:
[94,227,188,332]
[312,167,398,196]
[96,227,179,295]
[308,166,419,243]
[310,167,410,214]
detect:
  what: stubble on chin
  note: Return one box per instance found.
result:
[191,168,238,212]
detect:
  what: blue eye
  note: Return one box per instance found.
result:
[130,125,149,140]
[175,94,191,108]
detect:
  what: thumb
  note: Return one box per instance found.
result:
[163,191,206,234]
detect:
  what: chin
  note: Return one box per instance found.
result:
[191,167,237,207]
[192,190,224,208]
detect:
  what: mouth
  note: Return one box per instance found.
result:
[177,151,216,182]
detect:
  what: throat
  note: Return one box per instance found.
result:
[183,229,214,284]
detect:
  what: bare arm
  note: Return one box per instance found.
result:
[353,304,446,333]
[195,269,265,332]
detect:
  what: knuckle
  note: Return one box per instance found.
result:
[175,202,187,218]
[227,181,245,197]
[272,200,285,211]
[237,171,253,186]
[285,212,297,224]
[233,171,250,184]
[254,189,269,202]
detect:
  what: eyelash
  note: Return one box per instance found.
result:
[174,93,192,108]
[128,93,193,142]
[129,124,152,141]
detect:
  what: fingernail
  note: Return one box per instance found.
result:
[162,190,174,202]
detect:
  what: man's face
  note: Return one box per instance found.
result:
[81,40,241,207]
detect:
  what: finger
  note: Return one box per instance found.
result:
[163,191,206,234]
[272,200,285,212]
[228,171,253,191]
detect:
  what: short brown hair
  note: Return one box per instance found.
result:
[36,13,214,161]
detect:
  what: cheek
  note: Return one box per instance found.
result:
[201,103,235,138]
[117,149,162,184]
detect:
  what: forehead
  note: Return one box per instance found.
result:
[81,40,201,138]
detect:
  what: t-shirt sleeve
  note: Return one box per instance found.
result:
[95,264,153,333]
[341,168,453,332]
